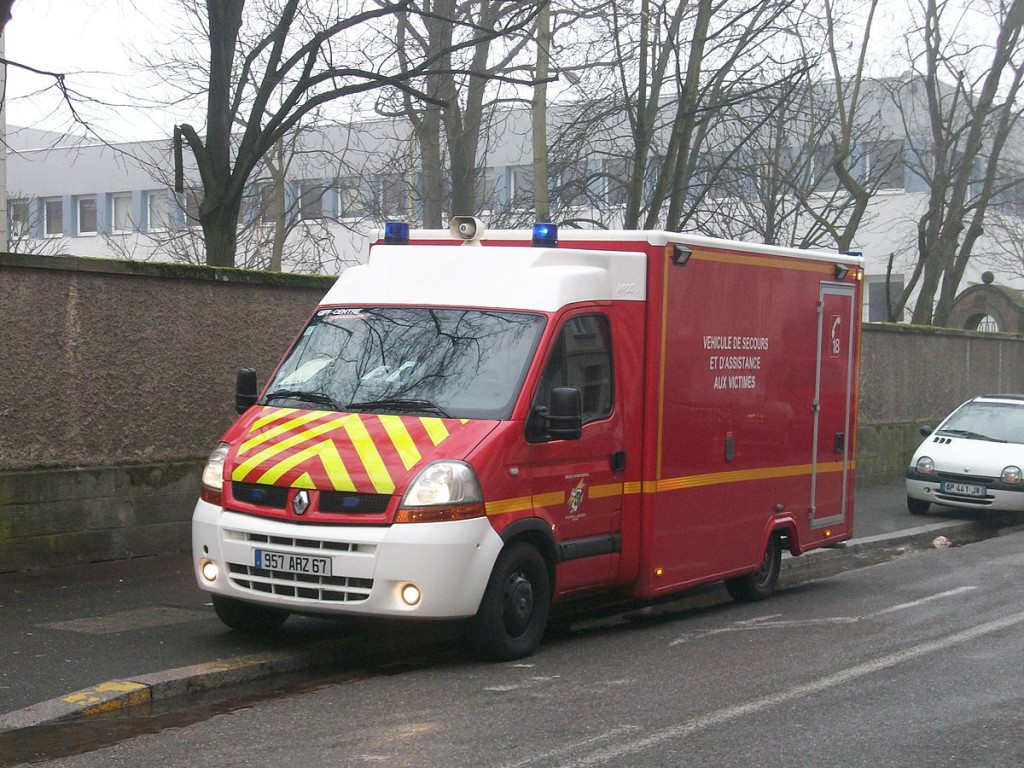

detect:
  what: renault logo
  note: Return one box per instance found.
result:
[291,489,310,516]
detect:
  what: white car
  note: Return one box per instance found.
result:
[905,394,1024,515]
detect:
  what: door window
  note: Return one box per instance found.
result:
[534,314,613,423]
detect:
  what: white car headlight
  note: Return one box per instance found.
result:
[1001,465,1022,484]
[915,456,935,475]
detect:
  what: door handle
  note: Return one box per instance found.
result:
[610,450,626,473]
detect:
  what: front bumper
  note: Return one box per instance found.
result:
[192,500,504,618]
[905,469,1024,512]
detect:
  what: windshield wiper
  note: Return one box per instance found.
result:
[937,428,1006,443]
[346,398,452,418]
[263,389,344,411]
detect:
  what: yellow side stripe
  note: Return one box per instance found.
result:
[485,461,854,516]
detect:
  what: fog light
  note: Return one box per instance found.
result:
[200,558,219,583]
[400,583,421,606]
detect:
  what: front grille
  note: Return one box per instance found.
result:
[227,563,372,602]
[223,529,377,604]
[319,491,391,514]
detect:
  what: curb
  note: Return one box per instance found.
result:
[2,517,1018,734]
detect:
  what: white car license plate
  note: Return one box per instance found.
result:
[941,481,986,497]
[255,550,332,577]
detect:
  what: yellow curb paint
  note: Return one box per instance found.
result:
[62,680,151,715]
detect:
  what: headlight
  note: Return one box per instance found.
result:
[1002,466,1022,484]
[915,456,934,475]
[395,461,484,523]
[201,442,230,505]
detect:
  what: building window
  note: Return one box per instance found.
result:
[299,180,326,220]
[380,174,408,218]
[8,198,30,239]
[337,176,368,218]
[77,196,98,235]
[868,140,905,191]
[866,275,904,323]
[112,193,133,232]
[183,188,202,227]
[44,198,63,237]
[552,161,590,208]
[509,165,534,208]
[258,183,282,226]
[146,191,170,231]
[604,158,631,206]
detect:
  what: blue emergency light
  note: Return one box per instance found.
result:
[384,221,410,245]
[532,222,558,247]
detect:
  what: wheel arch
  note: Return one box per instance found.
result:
[498,517,558,596]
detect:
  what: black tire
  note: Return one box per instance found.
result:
[212,595,289,632]
[471,542,551,661]
[725,533,782,603]
[907,496,931,515]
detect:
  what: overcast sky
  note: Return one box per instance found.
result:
[4,0,177,142]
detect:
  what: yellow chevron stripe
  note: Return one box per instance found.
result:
[344,415,394,494]
[421,418,450,446]
[241,409,326,455]
[379,415,422,470]
[233,412,357,480]
[293,471,315,489]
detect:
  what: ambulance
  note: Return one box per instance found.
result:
[192,219,863,660]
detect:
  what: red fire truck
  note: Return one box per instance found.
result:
[193,220,863,659]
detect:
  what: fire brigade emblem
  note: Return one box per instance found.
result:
[291,489,310,516]
[568,479,586,517]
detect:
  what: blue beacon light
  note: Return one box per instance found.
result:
[384,221,410,244]
[532,222,558,247]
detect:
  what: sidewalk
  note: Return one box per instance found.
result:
[1,483,1019,732]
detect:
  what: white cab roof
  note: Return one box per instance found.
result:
[321,244,648,312]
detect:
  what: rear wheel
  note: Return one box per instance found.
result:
[907,496,931,515]
[471,542,551,661]
[212,595,289,632]
[725,533,782,603]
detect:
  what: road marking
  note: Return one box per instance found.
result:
[550,609,1024,767]
[669,586,979,646]
[39,606,210,634]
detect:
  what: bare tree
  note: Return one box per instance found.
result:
[165,0,537,267]
[892,0,1024,326]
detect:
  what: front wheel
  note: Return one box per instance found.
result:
[471,542,551,661]
[907,496,931,515]
[212,595,289,632]
[725,533,782,603]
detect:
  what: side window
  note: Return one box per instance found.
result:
[534,314,613,423]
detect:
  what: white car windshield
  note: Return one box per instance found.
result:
[262,307,545,420]
[937,400,1024,444]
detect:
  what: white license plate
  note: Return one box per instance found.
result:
[255,550,332,577]
[941,481,986,497]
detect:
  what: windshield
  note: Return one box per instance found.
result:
[262,307,546,420]
[937,400,1024,444]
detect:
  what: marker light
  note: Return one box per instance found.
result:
[532,222,558,247]
[384,221,410,244]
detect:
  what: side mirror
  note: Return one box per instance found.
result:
[236,367,258,414]
[919,425,934,437]
[528,386,583,442]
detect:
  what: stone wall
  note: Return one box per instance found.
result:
[3,254,1023,573]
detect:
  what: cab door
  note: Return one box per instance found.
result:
[523,312,625,592]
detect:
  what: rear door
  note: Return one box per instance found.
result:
[810,283,856,527]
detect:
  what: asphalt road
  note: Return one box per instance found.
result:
[14,515,1024,768]
[0,482,1020,752]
